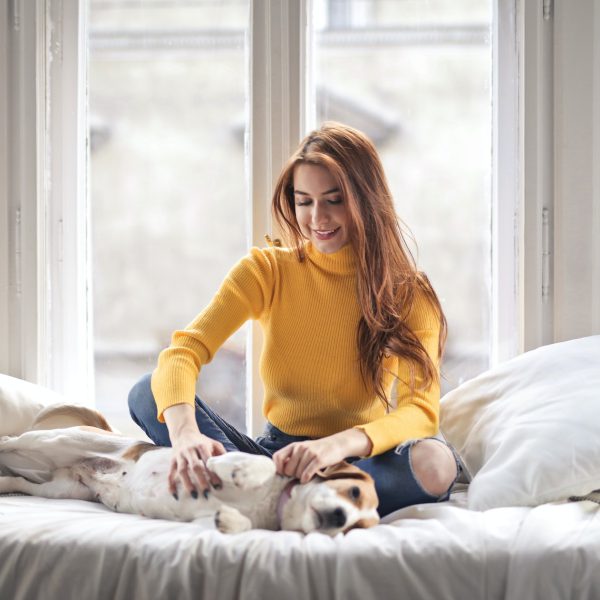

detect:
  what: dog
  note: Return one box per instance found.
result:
[0,404,380,535]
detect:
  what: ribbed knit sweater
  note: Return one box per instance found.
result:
[151,241,442,458]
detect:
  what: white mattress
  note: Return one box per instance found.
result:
[1,489,599,600]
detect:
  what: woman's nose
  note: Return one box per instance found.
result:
[311,202,329,224]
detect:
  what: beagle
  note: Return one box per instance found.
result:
[0,405,380,535]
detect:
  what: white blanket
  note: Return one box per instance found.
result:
[1,490,598,600]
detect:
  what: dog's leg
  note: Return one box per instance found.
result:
[0,429,131,468]
[69,459,128,511]
[206,452,277,490]
[0,468,95,501]
[214,504,253,534]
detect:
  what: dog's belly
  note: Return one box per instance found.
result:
[114,451,288,527]
[125,477,285,527]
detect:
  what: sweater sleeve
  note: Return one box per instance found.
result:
[151,247,276,422]
[353,285,442,457]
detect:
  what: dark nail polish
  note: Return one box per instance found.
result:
[203,489,210,499]
[172,492,179,501]
[191,490,198,499]
[213,483,222,490]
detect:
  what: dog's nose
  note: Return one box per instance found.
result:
[323,507,347,528]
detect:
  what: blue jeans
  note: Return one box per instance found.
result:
[128,374,461,518]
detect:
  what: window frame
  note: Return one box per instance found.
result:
[0,0,553,434]
[0,0,92,402]
[248,0,313,434]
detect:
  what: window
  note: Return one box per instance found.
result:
[2,0,522,436]
[313,0,492,391]
[88,0,250,435]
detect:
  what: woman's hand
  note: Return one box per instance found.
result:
[163,403,226,499]
[169,429,226,499]
[272,428,373,484]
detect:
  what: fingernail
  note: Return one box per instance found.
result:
[191,490,198,499]
[203,489,210,499]
[172,492,179,501]
[213,483,222,490]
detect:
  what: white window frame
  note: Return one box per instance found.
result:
[0,0,91,403]
[515,0,555,353]
[4,0,584,433]
[247,0,313,434]
[491,0,520,364]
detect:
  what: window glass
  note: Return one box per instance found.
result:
[89,0,249,436]
[313,0,492,392]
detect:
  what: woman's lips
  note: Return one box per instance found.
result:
[313,227,340,240]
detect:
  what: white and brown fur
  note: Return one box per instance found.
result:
[0,405,380,535]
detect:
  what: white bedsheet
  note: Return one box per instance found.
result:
[0,491,598,600]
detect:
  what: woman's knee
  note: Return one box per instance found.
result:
[409,439,458,497]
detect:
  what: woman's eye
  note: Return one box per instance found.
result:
[294,198,342,206]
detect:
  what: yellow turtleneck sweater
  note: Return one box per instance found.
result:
[151,242,442,458]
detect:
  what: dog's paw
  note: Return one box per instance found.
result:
[214,505,252,534]
[230,457,276,489]
[207,453,276,488]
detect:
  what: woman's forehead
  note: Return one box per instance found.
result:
[293,162,339,192]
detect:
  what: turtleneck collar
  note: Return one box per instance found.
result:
[304,241,356,275]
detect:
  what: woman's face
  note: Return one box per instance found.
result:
[293,163,350,254]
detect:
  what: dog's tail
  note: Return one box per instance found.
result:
[31,404,114,432]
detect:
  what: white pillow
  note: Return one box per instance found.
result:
[440,335,600,511]
[0,373,64,436]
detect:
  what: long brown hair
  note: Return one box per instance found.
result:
[272,122,448,409]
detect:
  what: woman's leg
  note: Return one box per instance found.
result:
[350,438,461,518]
[254,422,313,456]
[127,373,269,456]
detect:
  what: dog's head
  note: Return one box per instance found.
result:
[280,461,380,535]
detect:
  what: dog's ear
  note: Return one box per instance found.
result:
[317,461,374,484]
[32,404,114,432]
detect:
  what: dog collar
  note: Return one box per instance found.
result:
[276,480,298,527]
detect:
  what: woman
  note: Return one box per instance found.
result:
[128,122,460,517]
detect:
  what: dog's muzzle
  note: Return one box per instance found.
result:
[318,507,347,529]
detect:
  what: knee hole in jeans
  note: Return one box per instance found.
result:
[406,439,459,498]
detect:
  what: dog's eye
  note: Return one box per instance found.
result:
[349,486,361,500]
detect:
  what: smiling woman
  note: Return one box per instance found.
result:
[293,163,350,254]
[128,122,460,518]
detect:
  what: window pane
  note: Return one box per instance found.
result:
[88,0,250,436]
[313,0,492,392]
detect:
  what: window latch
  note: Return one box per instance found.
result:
[542,207,551,303]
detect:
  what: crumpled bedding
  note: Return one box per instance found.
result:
[0,490,598,600]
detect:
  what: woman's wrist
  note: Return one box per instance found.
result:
[163,403,201,441]
[333,428,373,458]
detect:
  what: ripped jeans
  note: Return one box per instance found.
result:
[127,374,461,518]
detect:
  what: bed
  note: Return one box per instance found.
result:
[1,335,599,600]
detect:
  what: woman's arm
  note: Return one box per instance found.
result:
[151,250,278,497]
[163,404,226,498]
[152,248,276,425]
[272,427,373,484]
